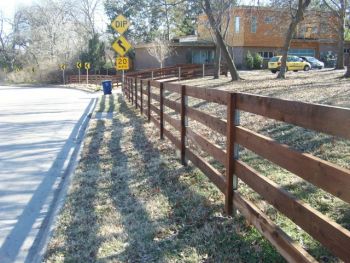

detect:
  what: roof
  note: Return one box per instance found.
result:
[135,39,215,49]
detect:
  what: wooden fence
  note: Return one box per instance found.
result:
[121,75,350,262]
[68,64,227,86]
[126,63,228,79]
[68,74,121,85]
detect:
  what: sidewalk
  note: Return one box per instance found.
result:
[44,93,282,262]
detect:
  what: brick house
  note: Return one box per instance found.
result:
[198,6,349,68]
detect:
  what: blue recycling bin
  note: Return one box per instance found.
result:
[102,80,112,95]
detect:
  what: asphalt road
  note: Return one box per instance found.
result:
[0,85,97,263]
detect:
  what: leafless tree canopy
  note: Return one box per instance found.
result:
[0,0,104,82]
[147,38,173,68]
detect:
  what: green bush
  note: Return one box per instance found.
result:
[245,51,254,69]
[253,53,263,69]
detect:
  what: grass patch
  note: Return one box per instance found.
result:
[65,83,102,93]
[45,94,285,262]
[46,69,350,262]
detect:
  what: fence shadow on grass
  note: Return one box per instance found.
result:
[102,95,284,262]
[44,96,106,263]
[247,121,350,261]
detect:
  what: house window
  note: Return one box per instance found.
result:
[298,26,306,38]
[235,17,240,33]
[264,16,274,24]
[320,23,328,34]
[258,51,274,59]
[312,26,318,34]
[191,50,214,64]
[344,49,350,53]
[251,16,257,33]
[289,48,315,57]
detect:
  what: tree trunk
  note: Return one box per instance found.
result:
[277,23,297,79]
[336,23,345,69]
[203,0,240,81]
[344,56,350,77]
[214,44,221,79]
[277,0,311,79]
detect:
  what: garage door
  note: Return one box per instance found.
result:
[288,48,315,57]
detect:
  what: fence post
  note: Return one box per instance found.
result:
[180,85,187,165]
[135,78,138,109]
[202,64,205,78]
[178,67,181,81]
[160,82,164,139]
[140,79,143,115]
[225,92,238,216]
[151,71,154,80]
[131,78,134,105]
[147,80,151,122]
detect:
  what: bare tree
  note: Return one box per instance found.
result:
[277,0,311,79]
[72,0,102,38]
[201,0,240,81]
[323,0,347,70]
[345,15,350,77]
[147,38,173,68]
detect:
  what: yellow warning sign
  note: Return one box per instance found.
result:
[84,62,91,70]
[111,15,130,35]
[116,57,129,70]
[112,36,132,56]
[76,62,82,69]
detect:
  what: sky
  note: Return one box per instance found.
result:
[0,0,33,33]
[0,0,107,33]
[0,0,32,18]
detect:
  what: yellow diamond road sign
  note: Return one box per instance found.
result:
[116,57,129,70]
[111,15,130,35]
[112,36,132,56]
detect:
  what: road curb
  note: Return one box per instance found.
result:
[25,97,98,263]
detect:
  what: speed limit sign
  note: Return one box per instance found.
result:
[116,56,129,70]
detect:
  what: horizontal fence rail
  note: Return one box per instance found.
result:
[68,64,228,87]
[68,74,121,86]
[121,72,350,262]
[126,63,228,79]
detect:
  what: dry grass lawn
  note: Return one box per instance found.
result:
[45,69,350,262]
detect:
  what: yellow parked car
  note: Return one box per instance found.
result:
[268,55,311,73]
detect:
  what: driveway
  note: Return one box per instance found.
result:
[0,85,97,262]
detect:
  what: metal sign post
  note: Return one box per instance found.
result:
[63,68,65,85]
[84,62,90,85]
[77,62,82,83]
[122,70,125,89]
[60,64,66,85]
